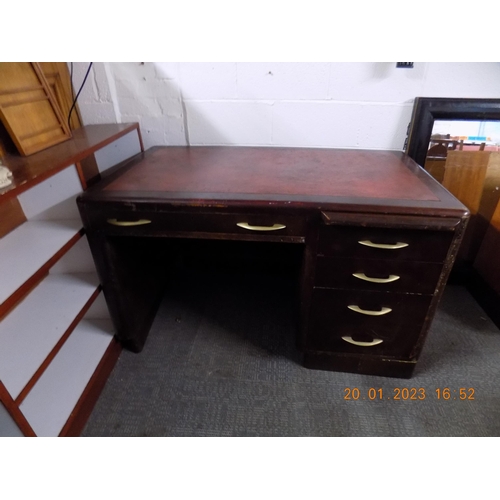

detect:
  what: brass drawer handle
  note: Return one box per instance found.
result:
[107,218,152,226]
[358,240,409,250]
[236,222,286,231]
[342,336,384,347]
[348,305,392,316]
[352,273,400,284]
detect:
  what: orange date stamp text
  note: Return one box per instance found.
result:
[344,387,475,401]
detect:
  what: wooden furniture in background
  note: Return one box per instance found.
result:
[78,147,468,379]
[425,140,460,183]
[425,142,487,184]
[0,63,81,158]
[427,143,448,158]
[474,198,500,295]
[0,123,144,436]
[424,158,446,183]
[441,151,500,264]
[0,63,71,156]
[38,62,83,131]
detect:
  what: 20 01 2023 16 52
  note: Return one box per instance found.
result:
[344,388,475,400]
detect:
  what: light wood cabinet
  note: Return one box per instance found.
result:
[474,199,500,295]
[440,151,500,264]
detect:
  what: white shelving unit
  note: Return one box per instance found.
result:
[20,303,114,437]
[0,124,143,436]
[0,219,82,305]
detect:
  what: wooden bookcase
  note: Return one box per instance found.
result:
[0,123,143,436]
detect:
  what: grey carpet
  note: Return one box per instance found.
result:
[82,266,500,437]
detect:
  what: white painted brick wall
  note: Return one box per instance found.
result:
[328,62,426,102]
[72,63,117,124]
[237,63,330,100]
[186,101,273,145]
[72,62,500,151]
[179,63,238,99]
[421,63,500,97]
[272,101,412,149]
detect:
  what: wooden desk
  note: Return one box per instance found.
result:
[77,147,469,378]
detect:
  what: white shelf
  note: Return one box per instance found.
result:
[49,235,96,275]
[0,219,83,306]
[0,273,100,399]
[17,163,82,221]
[84,292,112,320]
[94,130,142,173]
[20,318,114,437]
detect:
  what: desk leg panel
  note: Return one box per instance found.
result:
[85,233,170,352]
[297,224,320,351]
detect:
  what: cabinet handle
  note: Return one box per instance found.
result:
[352,273,400,283]
[348,305,392,316]
[342,336,384,347]
[236,222,286,231]
[107,218,152,226]
[358,240,409,250]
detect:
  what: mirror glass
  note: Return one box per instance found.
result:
[424,120,500,182]
[430,120,500,150]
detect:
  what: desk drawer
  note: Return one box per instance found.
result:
[318,225,454,262]
[87,209,307,240]
[314,256,443,294]
[307,288,431,356]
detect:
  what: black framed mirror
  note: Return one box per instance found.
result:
[404,97,500,331]
[405,97,500,168]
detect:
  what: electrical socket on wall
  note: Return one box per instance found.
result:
[396,62,414,69]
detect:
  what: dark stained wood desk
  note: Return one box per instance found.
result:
[77,146,469,378]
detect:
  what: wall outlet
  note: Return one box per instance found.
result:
[396,62,414,69]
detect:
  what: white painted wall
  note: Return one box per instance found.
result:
[72,62,500,151]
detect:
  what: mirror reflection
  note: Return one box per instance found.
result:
[424,120,500,182]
